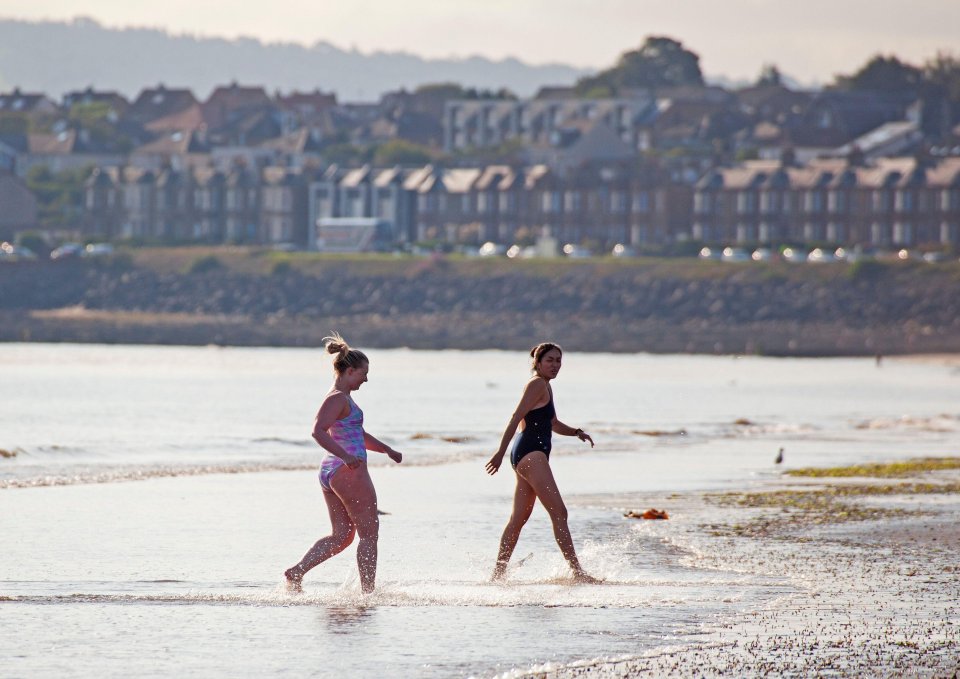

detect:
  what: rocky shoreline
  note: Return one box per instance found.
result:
[3,251,960,355]
[549,462,960,678]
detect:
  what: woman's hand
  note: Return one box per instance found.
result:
[576,429,595,448]
[386,448,403,464]
[343,454,364,469]
[485,451,505,475]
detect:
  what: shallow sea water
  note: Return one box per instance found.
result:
[2,344,958,677]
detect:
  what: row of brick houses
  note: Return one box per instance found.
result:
[81,155,960,251]
[85,165,310,245]
[693,156,960,248]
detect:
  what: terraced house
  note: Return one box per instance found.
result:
[693,156,960,248]
[84,165,312,245]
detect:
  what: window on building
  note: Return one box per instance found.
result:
[804,191,823,213]
[564,191,581,212]
[940,189,954,211]
[693,193,709,214]
[895,190,914,212]
[633,191,650,213]
[760,191,779,214]
[827,191,846,213]
[541,192,551,213]
[610,191,626,213]
[872,190,890,212]
[893,221,913,245]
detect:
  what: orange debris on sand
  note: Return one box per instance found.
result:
[624,508,669,520]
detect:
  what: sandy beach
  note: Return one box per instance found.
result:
[543,466,960,678]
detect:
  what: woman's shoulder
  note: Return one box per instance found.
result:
[322,389,350,407]
[523,376,549,395]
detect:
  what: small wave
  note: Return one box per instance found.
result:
[3,445,87,458]
[0,576,740,610]
[0,451,497,488]
[393,450,488,467]
[725,422,818,437]
[853,414,960,433]
[0,462,316,490]
[408,432,478,444]
[633,429,687,438]
[251,437,310,447]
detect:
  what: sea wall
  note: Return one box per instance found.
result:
[2,253,959,355]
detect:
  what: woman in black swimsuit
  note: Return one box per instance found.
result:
[485,342,597,582]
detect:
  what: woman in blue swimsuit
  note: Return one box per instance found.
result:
[285,334,403,594]
[485,342,597,582]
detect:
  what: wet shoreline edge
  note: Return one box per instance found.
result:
[546,465,960,678]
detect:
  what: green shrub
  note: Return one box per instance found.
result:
[270,260,292,276]
[186,255,224,274]
[846,259,886,281]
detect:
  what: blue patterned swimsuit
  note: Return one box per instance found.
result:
[318,398,366,491]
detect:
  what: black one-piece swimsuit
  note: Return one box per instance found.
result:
[510,397,555,469]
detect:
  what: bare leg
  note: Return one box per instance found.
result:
[329,465,380,593]
[517,452,599,583]
[492,473,536,581]
[285,487,356,590]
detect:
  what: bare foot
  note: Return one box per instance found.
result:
[573,571,603,585]
[490,561,508,582]
[284,567,303,593]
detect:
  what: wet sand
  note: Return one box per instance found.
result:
[546,470,960,678]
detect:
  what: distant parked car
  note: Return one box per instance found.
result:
[781,247,806,263]
[721,247,750,262]
[505,244,537,259]
[806,247,835,263]
[922,251,949,263]
[896,248,923,261]
[698,246,721,260]
[82,243,115,257]
[0,242,37,261]
[50,243,84,260]
[611,243,637,258]
[478,241,507,257]
[562,244,592,258]
[751,247,772,262]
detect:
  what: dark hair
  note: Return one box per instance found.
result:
[530,341,562,371]
[323,332,369,374]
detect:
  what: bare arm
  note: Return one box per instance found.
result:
[363,431,403,463]
[553,418,594,448]
[311,393,362,469]
[485,378,549,475]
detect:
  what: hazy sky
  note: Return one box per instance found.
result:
[3,1,958,85]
